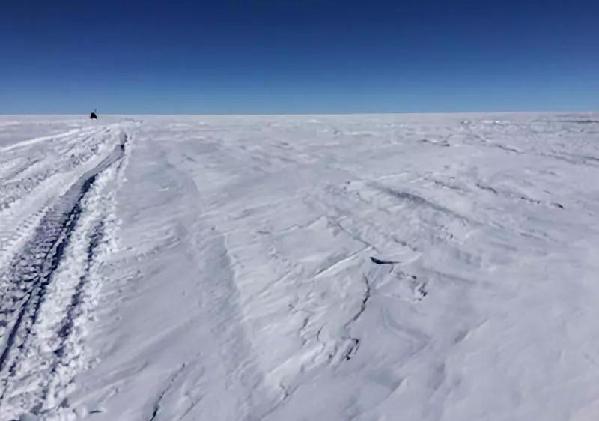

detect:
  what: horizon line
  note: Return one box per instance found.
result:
[1,110,598,117]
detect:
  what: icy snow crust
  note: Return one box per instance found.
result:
[1,113,599,420]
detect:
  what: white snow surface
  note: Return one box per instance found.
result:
[1,113,599,420]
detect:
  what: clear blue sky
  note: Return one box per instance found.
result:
[1,0,598,114]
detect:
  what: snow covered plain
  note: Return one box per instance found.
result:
[1,113,599,421]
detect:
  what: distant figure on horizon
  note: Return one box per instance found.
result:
[90,109,98,119]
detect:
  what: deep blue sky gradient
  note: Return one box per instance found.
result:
[1,0,598,113]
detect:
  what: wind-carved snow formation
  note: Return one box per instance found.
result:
[1,113,599,420]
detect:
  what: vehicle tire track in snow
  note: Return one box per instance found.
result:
[0,126,120,275]
[0,131,109,210]
[35,219,106,411]
[0,134,128,417]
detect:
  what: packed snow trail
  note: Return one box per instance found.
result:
[2,114,599,420]
[0,118,132,419]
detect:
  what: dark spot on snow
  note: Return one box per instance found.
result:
[453,329,469,344]
[344,338,360,360]
[476,183,498,194]
[493,143,521,154]
[370,257,398,265]
[416,283,428,299]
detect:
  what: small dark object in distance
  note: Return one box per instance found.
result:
[90,111,98,119]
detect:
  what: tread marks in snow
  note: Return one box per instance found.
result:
[0,138,126,412]
[0,176,94,381]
